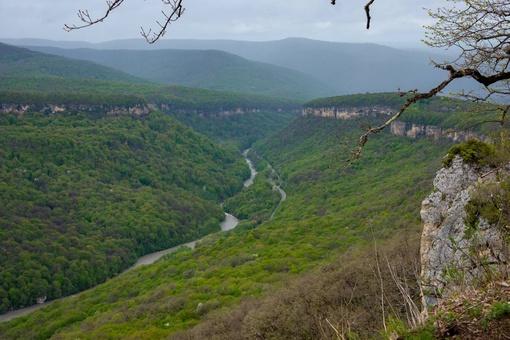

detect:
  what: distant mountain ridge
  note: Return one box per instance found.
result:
[0,43,147,84]
[2,37,476,96]
[20,45,335,100]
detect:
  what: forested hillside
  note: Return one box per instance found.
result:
[5,37,474,96]
[0,42,301,113]
[0,107,457,338]
[4,38,477,95]
[0,42,301,317]
[0,43,146,84]
[166,110,297,149]
[2,38,504,337]
[23,46,335,100]
[0,109,250,313]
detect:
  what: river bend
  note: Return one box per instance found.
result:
[0,150,264,322]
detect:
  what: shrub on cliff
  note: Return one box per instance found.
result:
[442,139,496,168]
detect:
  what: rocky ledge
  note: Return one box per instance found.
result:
[302,106,485,142]
[420,155,509,307]
[1,103,150,116]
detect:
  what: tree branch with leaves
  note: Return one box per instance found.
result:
[349,0,510,162]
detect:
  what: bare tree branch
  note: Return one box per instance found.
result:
[66,1,375,43]
[65,0,185,44]
[64,0,124,32]
[140,0,185,44]
[348,0,510,163]
[365,0,376,29]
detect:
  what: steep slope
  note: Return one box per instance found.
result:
[0,108,249,314]
[0,101,456,338]
[165,109,298,150]
[398,140,510,339]
[0,43,147,84]
[24,46,335,100]
[421,148,509,306]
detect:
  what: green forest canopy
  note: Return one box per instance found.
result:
[0,109,249,313]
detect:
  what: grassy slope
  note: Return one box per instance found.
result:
[0,112,453,338]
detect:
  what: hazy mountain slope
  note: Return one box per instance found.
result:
[0,44,302,111]
[3,37,474,95]
[0,43,147,84]
[153,37,468,94]
[24,46,335,100]
[0,94,457,338]
[0,42,301,151]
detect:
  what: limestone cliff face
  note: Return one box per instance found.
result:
[390,121,485,142]
[151,104,274,116]
[1,102,286,117]
[302,106,394,119]
[302,106,485,142]
[420,156,509,306]
[1,103,150,116]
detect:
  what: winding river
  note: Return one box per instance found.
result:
[0,150,258,323]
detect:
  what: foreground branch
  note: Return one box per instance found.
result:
[64,0,124,32]
[364,0,376,29]
[141,0,185,44]
[67,1,372,43]
[65,0,185,44]
[350,64,509,163]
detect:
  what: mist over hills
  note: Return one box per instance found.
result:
[0,42,302,114]
[1,34,508,338]
[2,37,476,97]
[0,43,147,84]
[21,46,334,100]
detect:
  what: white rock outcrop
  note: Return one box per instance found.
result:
[302,106,485,142]
[420,156,509,306]
[0,103,150,116]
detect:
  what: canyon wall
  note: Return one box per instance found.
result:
[0,103,150,116]
[420,156,509,306]
[0,103,288,117]
[303,106,486,142]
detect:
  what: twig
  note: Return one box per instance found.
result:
[365,0,376,29]
[348,63,507,164]
[65,0,185,44]
[64,0,124,32]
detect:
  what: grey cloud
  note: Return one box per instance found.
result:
[0,0,448,46]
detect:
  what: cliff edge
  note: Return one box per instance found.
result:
[420,151,510,307]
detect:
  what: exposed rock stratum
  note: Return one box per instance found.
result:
[420,155,509,307]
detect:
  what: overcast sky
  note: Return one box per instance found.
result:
[0,0,446,48]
